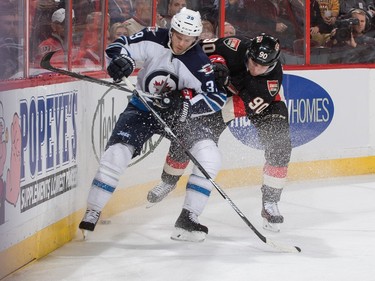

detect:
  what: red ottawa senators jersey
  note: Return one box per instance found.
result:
[200,36,284,117]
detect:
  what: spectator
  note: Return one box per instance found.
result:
[109,22,128,42]
[368,5,375,36]
[29,0,60,62]
[38,8,70,57]
[330,8,374,47]
[36,8,75,65]
[76,12,108,65]
[223,21,236,36]
[0,1,22,79]
[168,0,188,16]
[0,2,22,79]
[225,0,246,33]
[338,0,375,36]
[318,0,340,30]
[310,0,332,46]
[310,0,340,46]
[159,0,187,28]
[68,0,97,46]
[339,0,373,16]
[328,8,375,62]
[123,0,153,35]
[289,0,305,21]
[242,0,302,51]
[199,6,218,39]
[200,19,216,39]
[109,0,133,25]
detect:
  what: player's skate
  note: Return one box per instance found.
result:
[147,181,176,205]
[171,209,208,242]
[261,201,284,232]
[79,209,101,239]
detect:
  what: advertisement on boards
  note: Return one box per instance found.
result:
[0,87,78,250]
[228,74,335,149]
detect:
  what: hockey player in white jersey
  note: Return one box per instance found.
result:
[79,8,227,242]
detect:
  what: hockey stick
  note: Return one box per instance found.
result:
[40,52,160,99]
[40,52,301,253]
[121,79,301,253]
[40,51,134,94]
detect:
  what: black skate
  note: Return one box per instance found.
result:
[171,209,208,242]
[79,209,101,239]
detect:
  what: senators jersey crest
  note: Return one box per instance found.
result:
[267,80,279,96]
[223,38,241,51]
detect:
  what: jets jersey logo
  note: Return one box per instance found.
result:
[144,71,178,94]
[223,38,241,51]
[199,63,214,75]
[267,80,279,96]
[153,78,172,93]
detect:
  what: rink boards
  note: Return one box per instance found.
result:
[1,69,375,278]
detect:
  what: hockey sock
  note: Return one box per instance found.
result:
[87,143,134,210]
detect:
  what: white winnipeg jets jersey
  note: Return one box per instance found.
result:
[105,27,226,117]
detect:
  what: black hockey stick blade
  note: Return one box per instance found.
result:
[40,51,132,94]
[121,78,301,254]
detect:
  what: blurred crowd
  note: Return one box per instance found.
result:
[1,0,375,80]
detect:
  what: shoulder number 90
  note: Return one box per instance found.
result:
[249,97,269,114]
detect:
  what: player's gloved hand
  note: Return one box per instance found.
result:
[153,89,193,122]
[153,90,180,110]
[209,55,230,87]
[107,54,135,83]
[178,89,192,122]
[213,63,230,87]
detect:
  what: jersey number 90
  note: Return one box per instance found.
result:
[249,97,269,114]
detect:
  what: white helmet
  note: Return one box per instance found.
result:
[170,7,203,37]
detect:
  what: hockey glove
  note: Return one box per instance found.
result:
[178,89,193,122]
[213,63,230,87]
[209,55,230,87]
[107,54,136,83]
[153,89,193,122]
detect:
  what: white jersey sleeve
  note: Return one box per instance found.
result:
[105,27,227,117]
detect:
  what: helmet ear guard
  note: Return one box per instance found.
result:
[246,33,281,66]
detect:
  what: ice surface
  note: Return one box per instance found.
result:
[4,175,375,281]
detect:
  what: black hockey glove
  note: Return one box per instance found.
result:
[153,89,192,122]
[209,55,230,88]
[213,62,230,87]
[107,54,135,83]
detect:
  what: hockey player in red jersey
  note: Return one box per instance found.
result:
[148,33,292,232]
